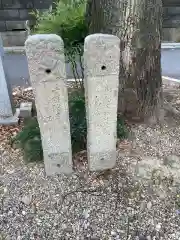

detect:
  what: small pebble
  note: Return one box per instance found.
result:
[147,201,152,209]
[156,223,162,231]
[21,195,32,205]
[83,209,90,219]
[22,211,26,215]
[111,231,116,236]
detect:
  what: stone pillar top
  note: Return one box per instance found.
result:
[25,34,63,44]
[84,33,120,77]
[25,34,66,85]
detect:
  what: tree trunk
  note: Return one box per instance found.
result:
[86,0,163,122]
[85,0,124,35]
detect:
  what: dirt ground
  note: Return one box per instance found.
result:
[0,83,180,240]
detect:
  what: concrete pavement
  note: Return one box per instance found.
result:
[161,48,180,80]
[3,51,83,88]
[2,47,180,88]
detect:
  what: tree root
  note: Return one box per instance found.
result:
[163,100,180,117]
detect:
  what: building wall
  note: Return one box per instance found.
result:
[0,0,180,42]
[163,0,180,28]
[0,0,53,31]
[162,0,180,41]
[0,0,180,31]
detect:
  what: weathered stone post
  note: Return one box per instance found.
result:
[84,34,120,171]
[25,34,72,175]
[0,35,14,119]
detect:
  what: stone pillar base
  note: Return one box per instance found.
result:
[0,108,20,125]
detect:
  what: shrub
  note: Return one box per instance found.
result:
[68,90,87,153]
[32,0,88,82]
[32,0,87,46]
[11,92,128,162]
[11,118,43,162]
[117,117,128,139]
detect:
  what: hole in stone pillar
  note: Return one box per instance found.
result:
[12,28,26,31]
[57,164,60,168]
[101,65,106,70]
[45,69,51,74]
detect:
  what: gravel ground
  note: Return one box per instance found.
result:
[1,85,180,240]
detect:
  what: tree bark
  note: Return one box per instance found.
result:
[86,0,163,122]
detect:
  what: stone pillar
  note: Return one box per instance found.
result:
[84,34,120,171]
[0,35,14,118]
[25,34,72,175]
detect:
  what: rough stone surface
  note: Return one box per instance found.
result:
[25,34,72,175]
[19,101,32,118]
[84,34,120,171]
[0,108,19,125]
[21,194,32,205]
[0,41,13,118]
[129,156,176,184]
